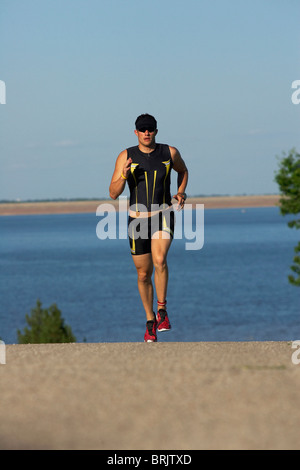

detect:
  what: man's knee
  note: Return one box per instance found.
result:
[153,254,167,271]
[137,269,152,283]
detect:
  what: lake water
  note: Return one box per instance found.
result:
[0,206,299,344]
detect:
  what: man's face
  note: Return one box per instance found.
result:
[134,128,157,147]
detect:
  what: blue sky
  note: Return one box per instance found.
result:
[0,0,299,200]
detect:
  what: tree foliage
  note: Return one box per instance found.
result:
[17,299,76,343]
[274,148,300,286]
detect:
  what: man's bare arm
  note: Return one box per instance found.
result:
[170,146,189,208]
[109,150,132,200]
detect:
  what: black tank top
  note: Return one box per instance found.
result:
[126,144,173,213]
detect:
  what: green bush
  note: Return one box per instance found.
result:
[275,148,300,286]
[17,299,76,344]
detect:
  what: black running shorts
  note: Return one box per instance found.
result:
[128,209,175,255]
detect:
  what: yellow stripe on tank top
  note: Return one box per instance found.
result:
[152,170,157,205]
[162,160,171,207]
[144,171,149,208]
[130,163,139,213]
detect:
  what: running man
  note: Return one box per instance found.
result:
[109,114,188,342]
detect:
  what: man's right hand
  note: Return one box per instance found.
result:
[122,157,132,179]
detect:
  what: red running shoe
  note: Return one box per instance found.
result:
[156,309,171,332]
[144,319,157,342]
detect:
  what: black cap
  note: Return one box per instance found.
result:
[135,114,157,131]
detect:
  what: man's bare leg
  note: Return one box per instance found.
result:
[132,253,155,321]
[151,233,172,307]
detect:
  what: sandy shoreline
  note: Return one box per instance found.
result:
[0,341,300,450]
[0,194,280,216]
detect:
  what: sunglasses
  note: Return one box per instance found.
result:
[138,127,156,133]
